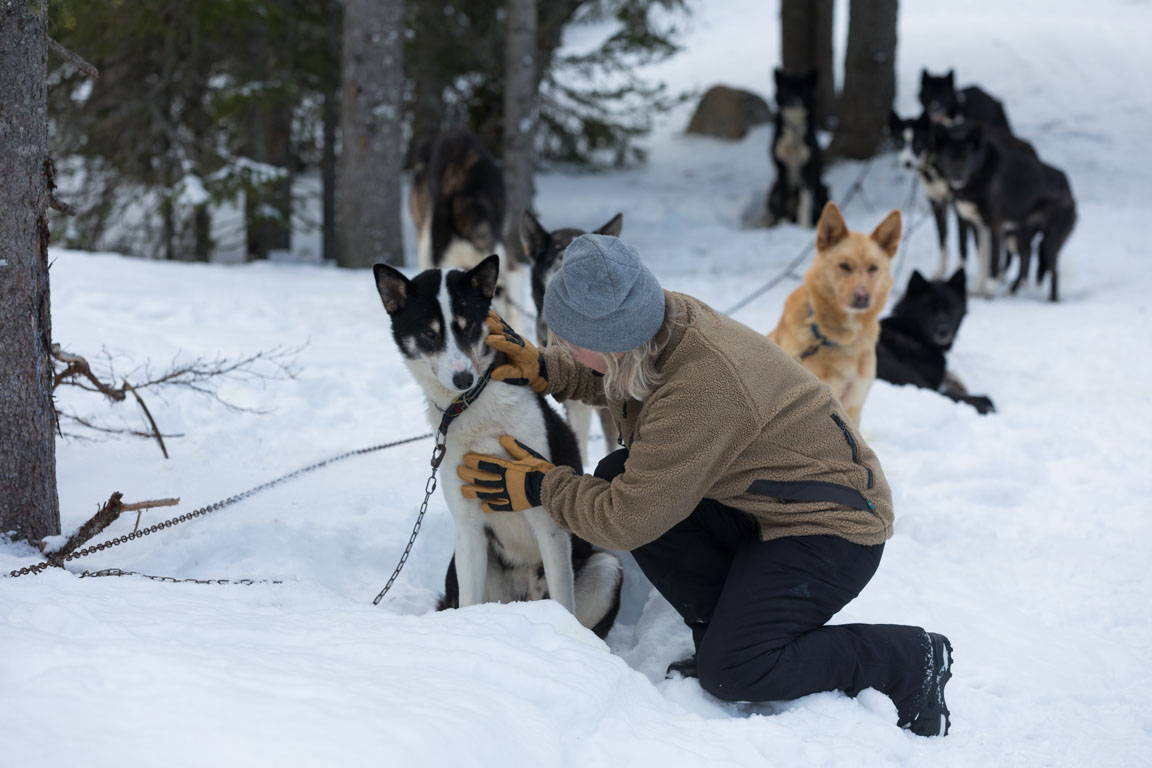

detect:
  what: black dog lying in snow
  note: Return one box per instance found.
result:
[876,269,995,414]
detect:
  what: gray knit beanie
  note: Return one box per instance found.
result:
[543,234,665,353]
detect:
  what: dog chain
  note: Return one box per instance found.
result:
[76,568,283,585]
[889,175,929,297]
[372,434,446,605]
[4,433,434,580]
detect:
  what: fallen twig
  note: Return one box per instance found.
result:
[41,493,180,564]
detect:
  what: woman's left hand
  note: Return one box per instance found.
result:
[458,435,555,513]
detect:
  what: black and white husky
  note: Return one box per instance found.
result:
[766,68,829,229]
[410,127,526,329]
[889,111,974,279]
[520,209,623,465]
[372,254,622,638]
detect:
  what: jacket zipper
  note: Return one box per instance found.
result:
[830,413,874,489]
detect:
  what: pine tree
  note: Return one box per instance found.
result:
[338,0,405,268]
[1,1,61,542]
[503,0,539,262]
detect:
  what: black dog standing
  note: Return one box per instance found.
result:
[934,123,1076,301]
[919,69,1011,129]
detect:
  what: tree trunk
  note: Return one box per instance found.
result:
[0,2,61,542]
[322,11,341,264]
[828,0,898,159]
[322,90,339,264]
[244,25,293,262]
[780,0,836,129]
[502,0,537,264]
[338,0,405,268]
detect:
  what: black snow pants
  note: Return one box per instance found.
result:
[595,448,927,704]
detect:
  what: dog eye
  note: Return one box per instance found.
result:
[868,265,879,273]
[839,263,852,272]
[422,328,439,342]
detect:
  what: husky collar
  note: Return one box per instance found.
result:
[800,302,840,360]
[436,361,497,439]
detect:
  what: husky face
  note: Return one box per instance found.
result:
[774,67,818,112]
[933,123,988,191]
[891,268,968,350]
[889,112,934,170]
[920,69,959,124]
[520,210,624,343]
[373,255,499,394]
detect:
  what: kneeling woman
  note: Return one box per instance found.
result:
[457,234,953,737]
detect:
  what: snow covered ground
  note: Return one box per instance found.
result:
[4,1,1152,765]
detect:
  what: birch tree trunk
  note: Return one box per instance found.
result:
[828,0,898,159]
[337,0,405,268]
[0,1,61,542]
[502,0,538,263]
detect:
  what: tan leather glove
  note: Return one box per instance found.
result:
[458,434,556,513]
[484,311,549,394]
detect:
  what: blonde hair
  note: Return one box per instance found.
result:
[549,316,677,402]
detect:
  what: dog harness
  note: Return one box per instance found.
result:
[799,303,840,360]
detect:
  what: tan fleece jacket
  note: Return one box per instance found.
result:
[540,291,893,552]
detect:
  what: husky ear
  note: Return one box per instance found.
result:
[948,267,967,292]
[920,69,930,87]
[519,210,550,265]
[774,68,785,89]
[594,212,624,238]
[870,209,902,258]
[907,270,930,295]
[945,69,955,87]
[373,263,409,315]
[469,254,501,300]
[816,202,849,251]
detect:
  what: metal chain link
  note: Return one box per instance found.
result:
[888,175,930,300]
[77,568,284,585]
[4,433,434,580]
[372,436,446,605]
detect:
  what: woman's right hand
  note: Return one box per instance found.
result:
[485,311,549,393]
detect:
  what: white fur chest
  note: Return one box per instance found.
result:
[775,109,811,185]
[429,382,553,562]
[954,200,982,226]
[919,168,951,203]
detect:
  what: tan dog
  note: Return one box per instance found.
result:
[768,202,901,426]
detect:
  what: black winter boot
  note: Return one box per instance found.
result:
[666,654,699,680]
[897,632,953,737]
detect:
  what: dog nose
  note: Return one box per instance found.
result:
[452,371,474,390]
[851,290,871,310]
[934,328,954,346]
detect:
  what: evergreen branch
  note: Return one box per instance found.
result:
[47,36,99,79]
